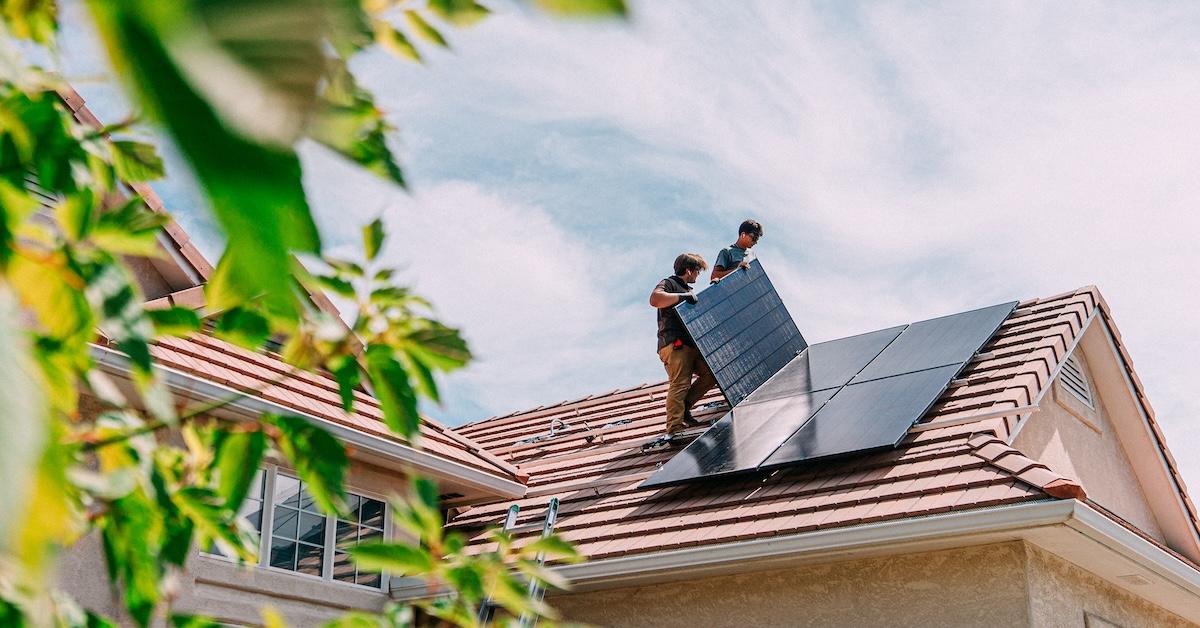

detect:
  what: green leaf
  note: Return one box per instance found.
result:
[315,274,356,298]
[403,11,448,47]
[173,487,258,563]
[110,140,164,182]
[520,535,583,562]
[170,614,219,628]
[214,430,266,512]
[349,542,434,575]
[401,320,471,371]
[213,307,271,349]
[55,191,98,243]
[363,217,385,262]
[311,61,405,187]
[428,0,491,26]
[329,354,361,412]
[92,197,170,257]
[87,2,322,319]
[533,0,628,17]
[364,345,420,439]
[0,0,59,43]
[99,491,164,627]
[269,415,348,515]
[146,306,201,336]
[374,20,421,61]
[322,613,386,628]
[445,564,484,600]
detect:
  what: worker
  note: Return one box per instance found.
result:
[710,219,764,282]
[650,253,717,436]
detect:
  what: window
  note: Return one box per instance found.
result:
[333,494,386,587]
[202,466,387,590]
[1060,353,1095,409]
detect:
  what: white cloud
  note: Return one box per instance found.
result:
[351,3,1200,487]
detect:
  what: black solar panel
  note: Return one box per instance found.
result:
[640,388,837,488]
[760,364,962,468]
[677,260,807,407]
[749,326,907,402]
[851,302,1016,382]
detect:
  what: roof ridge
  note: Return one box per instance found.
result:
[966,432,1086,500]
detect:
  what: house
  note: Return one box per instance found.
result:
[53,88,529,626]
[412,287,1200,628]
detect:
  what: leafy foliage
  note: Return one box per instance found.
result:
[0,0,625,625]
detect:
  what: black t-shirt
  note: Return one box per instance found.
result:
[655,275,693,350]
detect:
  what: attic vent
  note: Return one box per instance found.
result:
[1060,353,1094,409]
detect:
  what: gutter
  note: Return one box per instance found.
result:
[389,499,1200,606]
[90,344,527,500]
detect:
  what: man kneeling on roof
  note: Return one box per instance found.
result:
[650,253,717,437]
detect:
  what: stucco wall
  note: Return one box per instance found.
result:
[550,542,1031,628]
[1024,544,1193,628]
[1012,350,1164,542]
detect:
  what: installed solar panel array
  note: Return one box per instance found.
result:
[643,264,1016,488]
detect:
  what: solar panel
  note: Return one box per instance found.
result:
[640,388,837,488]
[677,260,806,407]
[851,302,1017,383]
[748,326,907,402]
[760,364,962,468]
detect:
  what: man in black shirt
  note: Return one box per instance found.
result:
[649,253,717,436]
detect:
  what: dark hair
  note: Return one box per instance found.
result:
[739,219,763,238]
[674,252,707,275]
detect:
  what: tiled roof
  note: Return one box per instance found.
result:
[136,333,524,485]
[445,287,1195,561]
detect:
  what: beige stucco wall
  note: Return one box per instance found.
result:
[550,541,1197,628]
[550,542,1032,628]
[56,456,408,627]
[1012,349,1165,541]
[1025,544,1193,628]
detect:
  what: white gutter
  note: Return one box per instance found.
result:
[90,344,527,499]
[390,499,1200,612]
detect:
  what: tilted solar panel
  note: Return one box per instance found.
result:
[676,260,807,407]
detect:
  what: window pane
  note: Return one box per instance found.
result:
[298,512,326,545]
[360,498,384,528]
[333,551,355,583]
[274,474,301,506]
[336,521,358,545]
[296,543,324,576]
[243,506,262,533]
[357,571,382,588]
[272,506,299,539]
[270,538,296,570]
[299,486,321,513]
[358,528,382,544]
[345,494,361,518]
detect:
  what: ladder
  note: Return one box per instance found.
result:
[476,497,561,627]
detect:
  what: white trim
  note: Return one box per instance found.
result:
[910,404,1039,433]
[90,344,527,499]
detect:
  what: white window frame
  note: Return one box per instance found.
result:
[202,463,391,593]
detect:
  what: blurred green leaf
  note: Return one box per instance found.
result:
[214,430,266,512]
[374,20,421,61]
[349,542,433,576]
[516,559,571,591]
[109,140,164,182]
[0,288,48,560]
[364,344,420,438]
[170,614,219,628]
[521,535,583,563]
[99,491,163,627]
[88,1,322,319]
[173,487,257,563]
[146,306,201,337]
[329,354,360,412]
[269,414,348,515]
[403,11,448,47]
[428,0,490,26]
[92,197,170,257]
[213,307,271,350]
[311,61,405,187]
[364,218,385,262]
[0,0,58,43]
[532,0,628,17]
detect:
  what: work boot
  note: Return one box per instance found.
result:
[682,410,702,428]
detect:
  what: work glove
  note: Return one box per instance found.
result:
[680,292,698,305]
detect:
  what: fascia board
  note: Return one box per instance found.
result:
[90,345,527,499]
[1067,501,1200,597]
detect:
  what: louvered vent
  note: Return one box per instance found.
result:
[1060,353,1094,408]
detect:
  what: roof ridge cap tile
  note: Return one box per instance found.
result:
[966,432,1086,500]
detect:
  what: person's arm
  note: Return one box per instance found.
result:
[710,248,731,281]
[650,286,695,308]
[710,265,732,281]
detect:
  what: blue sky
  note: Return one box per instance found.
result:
[56,3,1200,489]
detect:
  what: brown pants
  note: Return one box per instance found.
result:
[658,344,717,434]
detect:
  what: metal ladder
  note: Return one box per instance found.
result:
[476,498,560,627]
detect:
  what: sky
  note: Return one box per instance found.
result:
[54,3,1200,490]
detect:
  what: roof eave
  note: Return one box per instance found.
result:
[91,344,528,500]
[392,500,1200,623]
